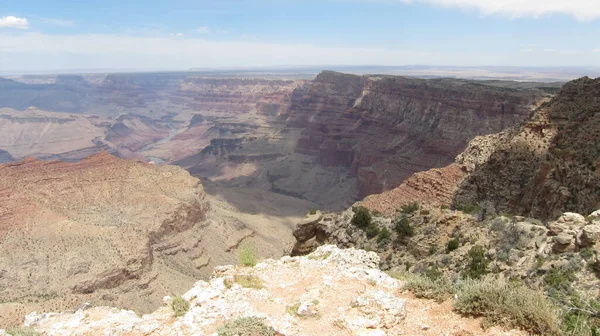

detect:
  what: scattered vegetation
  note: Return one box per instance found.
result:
[286,302,302,316]
[557,294,600,336]
[377,227,391,246]
[580,247,595,261]
[400,202,419,214]
[238,243,258,267]
[232,274,264,289]
[454,203,482,215]
[446,238,460,253]
[351,206,372,230]
[216,317,277,336]
[170,296,190,317]
[365,223,380,239]
[309,209,318,215]
[5,328,41,336]
[454,279,562,335]
[394,216,414,239]
[403,269,453,302]
[463,245,489,279]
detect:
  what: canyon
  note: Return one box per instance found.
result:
[6,70,600,333]
[0,71,558,209]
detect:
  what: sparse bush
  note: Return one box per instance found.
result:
[351,206,372,230]
[400,202,419,214]
[394,216,414,239]
[238,243,258,267]
[365,223,380,239]
[446,238,460,253]
[377,227,391,246]
[216,317,277,336]
[463,245,489,279]
[455,203,482,215]
[403,272,453,303]
[5,328,41,336]
[428,244,438,255]
[454,279,562,335]
[558,294,600,336]
[170,296,190,317]
[546,255,583,296]
[580,247,595,261]
[490,217,508,232]
[309,209,317,215]
[233,274,264,289]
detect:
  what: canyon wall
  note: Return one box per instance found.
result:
[453,76,600,219]
[284,71,553,198]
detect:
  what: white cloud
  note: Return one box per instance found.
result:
[195,26,211,34]
[397,0,600,21]
[0,16,29,29]
[544,48,556,52]
[593,48,600,53]
[520,48,533,52]
[40,18,75,27]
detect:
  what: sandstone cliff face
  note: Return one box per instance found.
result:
[285,71,551,198]
[176,72,554,209]
[453,77,600,219]
[0,152,210,324]
[0,152,306,328]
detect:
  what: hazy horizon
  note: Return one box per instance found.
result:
[2,0,600,73]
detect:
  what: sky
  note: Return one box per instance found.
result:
[1,0,600,72]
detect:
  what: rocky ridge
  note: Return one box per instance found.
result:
[453,76,600,219]
[0,152,308,328]
[3,246,523,336]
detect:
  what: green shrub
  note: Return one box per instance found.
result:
[400,202,419,214]
[403,272,453,303]
[490,217,508,232]
[309,209,317,215]
[428,244,438,255]
[351,206,372,230]
[170,296,190,317]
[446,238,460,253]
[454,279,561,335]
[559,294,600,336]
[545,256,583,296]
[377,227,391,245]
[217,317,277,336]
[365,223,380,239]
[463,245,489,279]
[238,243,258,267]
[580,247,595,261]
[455,203,481,215]
[394,216,414,238]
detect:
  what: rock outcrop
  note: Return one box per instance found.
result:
[5,246,524,336]
[453,77,600,219]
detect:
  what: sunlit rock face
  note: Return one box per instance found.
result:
[286,71,551,198]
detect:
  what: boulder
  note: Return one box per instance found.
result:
[548,212,586,235]
[553,232,575,253]
[293,211,323,242]
[579,225,600,247]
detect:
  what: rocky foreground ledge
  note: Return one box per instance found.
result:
[1,245,522,336]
